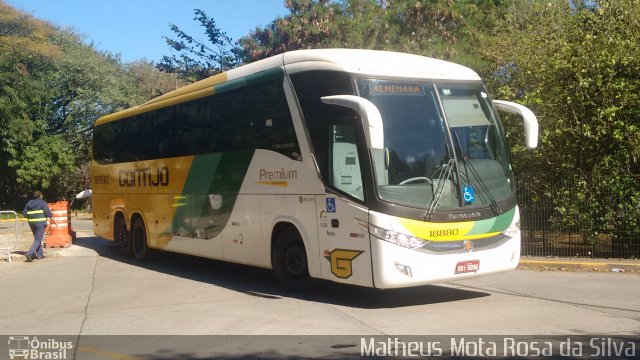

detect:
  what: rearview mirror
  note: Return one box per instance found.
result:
[493,100,539,149]
[321,95,384,150]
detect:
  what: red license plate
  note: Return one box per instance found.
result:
[455,260,480,274]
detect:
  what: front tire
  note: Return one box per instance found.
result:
[131,217,151,261]
[272,228,309,290]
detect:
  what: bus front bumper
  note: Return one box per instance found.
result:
[370,234,520,289]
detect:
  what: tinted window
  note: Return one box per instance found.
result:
[290,71,354,179]
[291,71,369,201]
[93,76,299,164]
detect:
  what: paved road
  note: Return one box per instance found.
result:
[2,234,639,335]
[71,214,94,232]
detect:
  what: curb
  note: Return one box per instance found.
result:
[518,258,640,273]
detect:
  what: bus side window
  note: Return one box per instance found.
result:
[93,124,114,164]
[290,70,354,181]
[248,79,300,160]
[329,123,364,201]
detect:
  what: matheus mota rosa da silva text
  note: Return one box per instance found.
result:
[360,337,637,358]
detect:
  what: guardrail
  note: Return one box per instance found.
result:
[0,211,19,263]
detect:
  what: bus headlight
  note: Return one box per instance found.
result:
[370,225,424,249]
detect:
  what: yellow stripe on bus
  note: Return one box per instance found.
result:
[399,218,485,242]
[95,86,217,126]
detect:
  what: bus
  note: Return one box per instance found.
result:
[91,49,538,289]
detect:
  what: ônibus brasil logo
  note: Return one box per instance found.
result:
[8,336,73,360]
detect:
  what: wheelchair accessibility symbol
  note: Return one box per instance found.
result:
[326,198,336,213]
[463,185,476,204]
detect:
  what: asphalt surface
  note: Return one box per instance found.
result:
[2,234,639,334]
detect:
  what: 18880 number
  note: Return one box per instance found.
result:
[429,229,459,238]
[93,175,109,185]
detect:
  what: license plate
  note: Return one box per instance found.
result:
[455,260,480,274]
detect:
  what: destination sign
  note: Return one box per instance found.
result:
[369,82,426,96]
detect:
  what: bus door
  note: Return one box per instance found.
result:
[317,122,373,287]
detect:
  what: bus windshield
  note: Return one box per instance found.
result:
[356,79,513,211]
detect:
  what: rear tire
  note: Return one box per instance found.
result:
[114,215,132,257]
[272,228,309,290]
[131,217,151,261]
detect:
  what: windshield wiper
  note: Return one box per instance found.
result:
[426,157,456,221]
[453,132,500,216]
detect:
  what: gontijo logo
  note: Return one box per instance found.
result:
[8,336,73,359]
[324,249,363,279]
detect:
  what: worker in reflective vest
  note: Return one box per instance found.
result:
[23,190,55,262]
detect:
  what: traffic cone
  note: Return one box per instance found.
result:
[44,201,72,248]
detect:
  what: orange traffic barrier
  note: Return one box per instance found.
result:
[44,201,72,248]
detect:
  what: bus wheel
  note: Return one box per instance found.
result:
[114,215,132,257]
[272,228,309,289]
[131,217,151,261]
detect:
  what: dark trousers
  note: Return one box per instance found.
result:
[27,222,46,258]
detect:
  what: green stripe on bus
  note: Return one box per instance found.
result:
[466,207,516,236]
[169,150,255,239]
[487,207,516,233]
[465,216,496,236]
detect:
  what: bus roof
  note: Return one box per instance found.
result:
[282,49,481,81]
[94,49,481,127]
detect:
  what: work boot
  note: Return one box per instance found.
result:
[25,254,33,262]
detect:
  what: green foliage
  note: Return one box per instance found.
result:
[0,1,153,208]
[126,60,185,99]
[238,0,500,66]
[160,1,502,74]
[477,0,640,248]
[8,135,74,189]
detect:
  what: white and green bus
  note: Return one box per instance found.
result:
[92,49,538,289]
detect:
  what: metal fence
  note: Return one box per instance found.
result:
[0,211,20,263]
[515,174,640,259]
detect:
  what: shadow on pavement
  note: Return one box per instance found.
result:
[73,236,490,309]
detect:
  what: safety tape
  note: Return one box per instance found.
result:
[52,210,68,215]
[53,216,68,222]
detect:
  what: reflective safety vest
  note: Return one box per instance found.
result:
[27,209,47,222]
[24,198,52,224]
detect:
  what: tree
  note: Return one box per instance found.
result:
[126,60,185,99]
[157,1,503,76]
[0,1,147,208]
[477,0,640,252]
[239,0,505,68]
[157,9,243,82]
